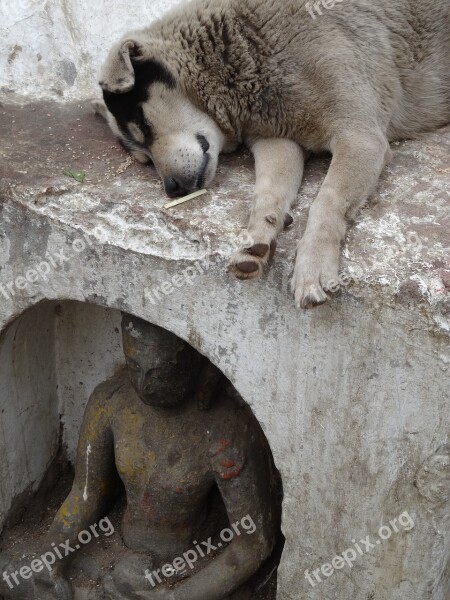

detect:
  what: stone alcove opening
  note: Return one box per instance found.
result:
[0,300,284,599]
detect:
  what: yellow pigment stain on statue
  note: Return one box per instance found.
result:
[56,499,81,528]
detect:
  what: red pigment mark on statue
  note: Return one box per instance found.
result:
[209,439,231,456]
[141,491,154,523]
[175,487,183,494]
[220,459,236,468]
[220,466,243,481]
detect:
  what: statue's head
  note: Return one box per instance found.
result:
[121,314,203,407]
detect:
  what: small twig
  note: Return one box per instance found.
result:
[164,189,208,209]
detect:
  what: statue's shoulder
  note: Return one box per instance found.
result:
[89,369,129,407]
[209,383,253,434]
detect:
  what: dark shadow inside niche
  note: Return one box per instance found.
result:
[0,302,284,599]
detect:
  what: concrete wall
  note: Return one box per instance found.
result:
[0,302,59,531]
[0,197,448,600]
[55,302,123,462]
[0,0,183,100]
[0,300,125,531]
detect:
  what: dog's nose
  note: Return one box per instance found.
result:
[164,176,188,198]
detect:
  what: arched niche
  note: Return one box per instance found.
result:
[0,299,283,599]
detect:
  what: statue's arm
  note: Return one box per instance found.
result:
[43,382,120,574]
[151,409,278,600]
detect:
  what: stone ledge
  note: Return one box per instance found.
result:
[0,100,449,333]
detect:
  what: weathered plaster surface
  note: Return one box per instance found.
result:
[0,102,449,600]
[0,0,183,100]
[0,302,59,526]
[55,302,123,462]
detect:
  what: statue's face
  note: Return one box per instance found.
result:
[122,318,200,407]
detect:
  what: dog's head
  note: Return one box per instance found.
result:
[99,39,226,197]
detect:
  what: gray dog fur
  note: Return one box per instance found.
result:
[97,0,450,308]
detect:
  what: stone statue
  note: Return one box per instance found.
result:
[0,314,281,599]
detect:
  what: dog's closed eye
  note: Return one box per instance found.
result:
[118,138,154,166]
[196,134,210,154]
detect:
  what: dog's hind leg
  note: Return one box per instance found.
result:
[228,138,305,280]
[291,127,390,309]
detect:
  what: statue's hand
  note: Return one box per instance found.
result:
[34,570,73,600]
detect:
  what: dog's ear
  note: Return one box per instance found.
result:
[99,40,144,94]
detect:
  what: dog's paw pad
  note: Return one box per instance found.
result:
[236,261,261,275]
[228,258,263,280]
[228,241,276,280]
[247,240,276,260]
[247,243,270,258]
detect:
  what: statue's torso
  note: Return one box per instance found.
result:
[107,378,242,558]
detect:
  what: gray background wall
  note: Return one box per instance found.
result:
[1,0,184,101]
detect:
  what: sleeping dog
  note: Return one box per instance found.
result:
[95,0,450,308]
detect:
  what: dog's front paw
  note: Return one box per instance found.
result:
[291,238,340,309]
[228,241,277,280]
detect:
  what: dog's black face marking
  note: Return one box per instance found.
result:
[196,134,210,154]
[102,60,175,149]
